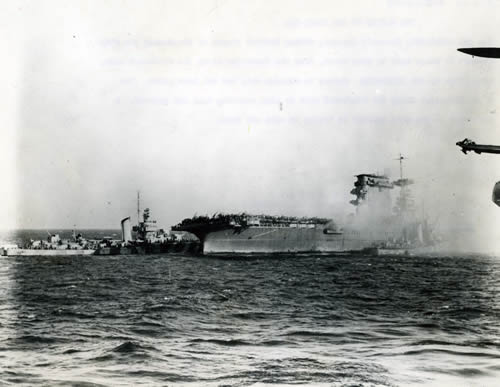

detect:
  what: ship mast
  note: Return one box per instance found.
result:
[137,190,141,226]
[393,154,414,217]
[396,153,405,179]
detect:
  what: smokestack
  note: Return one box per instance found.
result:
[121,217,132,243]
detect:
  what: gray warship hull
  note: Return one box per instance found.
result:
[1,248,96,257]
[94,241,199,255]
[203,226,411,254]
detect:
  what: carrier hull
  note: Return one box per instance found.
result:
[203,226,400,254]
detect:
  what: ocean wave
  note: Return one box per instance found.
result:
[282,329,344,338]
[13,334,68,344]
[189,338,251,346]
[401,348,500,358]
[230,311,278,320]
[111,340,157,353]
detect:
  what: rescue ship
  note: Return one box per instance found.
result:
[93,194,199,255]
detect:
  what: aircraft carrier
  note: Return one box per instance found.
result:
[173,160,434,255]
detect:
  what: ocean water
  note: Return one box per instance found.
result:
[1,231,500,386]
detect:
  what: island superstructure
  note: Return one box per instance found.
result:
[173,158,433,254]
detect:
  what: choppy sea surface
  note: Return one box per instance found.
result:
[1,230,500,386]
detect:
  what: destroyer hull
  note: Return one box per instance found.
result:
[203,226,402,254]
[94,241,200,255]
[2,249,96,257]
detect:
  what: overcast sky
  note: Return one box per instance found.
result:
[1,1,500,251]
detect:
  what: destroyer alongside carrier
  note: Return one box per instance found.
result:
[94,207,198,255]
[2,157,435,257]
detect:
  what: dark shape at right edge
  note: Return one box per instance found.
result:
[493,181,500,207]
[456,138,500,154]
[458,47,500,58]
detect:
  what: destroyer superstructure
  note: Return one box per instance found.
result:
[94,194,198,255]
[0,231,96,256]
